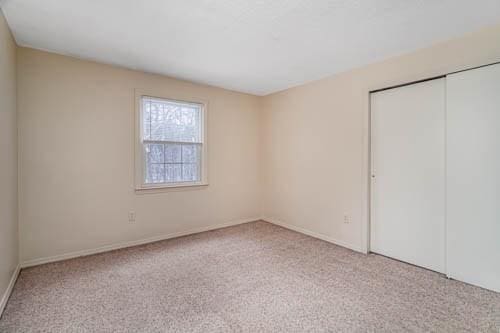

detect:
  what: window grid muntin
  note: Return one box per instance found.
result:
[143,142,201,184]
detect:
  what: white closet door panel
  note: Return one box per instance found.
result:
[446,64,500,292]
[371,78,446,273]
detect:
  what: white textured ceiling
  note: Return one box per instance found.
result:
[2,0,500,95]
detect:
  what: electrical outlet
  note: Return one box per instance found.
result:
[128,211,136,222]
[343,214,350,224]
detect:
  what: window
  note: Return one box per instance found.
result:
[136,94,207,189]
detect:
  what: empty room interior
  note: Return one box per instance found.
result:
[1,1,500,332]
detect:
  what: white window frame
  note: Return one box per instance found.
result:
[134,89,208,191]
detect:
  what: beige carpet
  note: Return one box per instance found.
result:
[1,221,499,332]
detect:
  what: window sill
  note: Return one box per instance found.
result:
[135,182,209,194]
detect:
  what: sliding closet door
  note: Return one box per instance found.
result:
[446,64,500,292]
[370,78,446,273]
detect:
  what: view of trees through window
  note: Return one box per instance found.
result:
[141,97,202,184]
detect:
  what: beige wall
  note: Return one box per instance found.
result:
[261,24,500,253]
[0,9,18,305]
[14,22,500,264]
[17,48,262,263]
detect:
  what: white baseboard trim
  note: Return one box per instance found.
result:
[21,217,261,268]
[262,216,365,253]
[0,264,20,318]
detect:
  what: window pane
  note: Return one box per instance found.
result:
[164,144,181,163]
[145,144,164,164]
[143,100,151,140]
[142,97,202,143]
[149,101,164,140]
[181,144,199,163]
[166,164,182,183]
[182,163,199,182]
[145,163,165,184]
